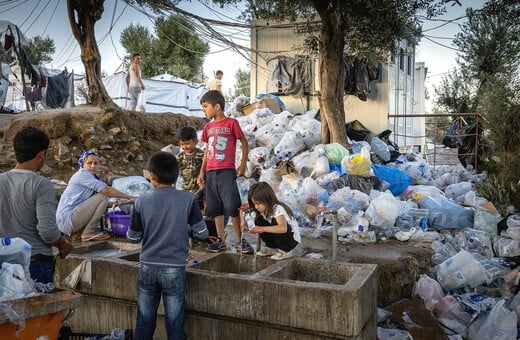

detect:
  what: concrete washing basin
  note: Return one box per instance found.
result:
[56,243,377,339]
[186,254,377,338]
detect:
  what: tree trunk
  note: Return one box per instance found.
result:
[313,1,349,148]
[67,0,112,106]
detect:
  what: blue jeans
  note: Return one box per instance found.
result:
[29,260,54,284]
[135,264,187,340]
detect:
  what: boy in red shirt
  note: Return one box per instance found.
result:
[197,90,253,254]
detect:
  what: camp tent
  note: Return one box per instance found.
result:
[1,20,77,113]
[103,72,207,117]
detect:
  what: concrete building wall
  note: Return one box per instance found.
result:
[250,20,425,145]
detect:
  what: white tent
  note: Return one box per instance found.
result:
[103,72,207,117]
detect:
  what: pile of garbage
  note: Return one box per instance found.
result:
[0,237,55,330]
[216,103,519,339]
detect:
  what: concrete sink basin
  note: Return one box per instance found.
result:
[186,254,377,338]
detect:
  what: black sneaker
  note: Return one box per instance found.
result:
[208,238,227,253]
[236,239,254,255]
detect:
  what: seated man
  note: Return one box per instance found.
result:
[0,126,73,284]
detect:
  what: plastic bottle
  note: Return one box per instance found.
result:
[0,237,32,275]
[431,240,457,265]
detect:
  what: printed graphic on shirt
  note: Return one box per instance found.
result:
[207,134,230,162]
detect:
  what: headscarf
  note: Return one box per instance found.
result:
[78,150,99,167]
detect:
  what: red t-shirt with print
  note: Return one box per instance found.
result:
[201,117,244,171]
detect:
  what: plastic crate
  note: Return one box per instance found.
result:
[58,326,133,340]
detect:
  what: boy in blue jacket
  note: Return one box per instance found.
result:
[127,151,208,339]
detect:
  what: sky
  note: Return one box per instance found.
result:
[1,0,486,110]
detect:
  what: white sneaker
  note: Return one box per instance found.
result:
[256,247,277,257]
[271,249,294,261]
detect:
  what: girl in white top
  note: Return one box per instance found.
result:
[244,182,300,260]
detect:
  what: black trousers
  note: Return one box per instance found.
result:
[255,216,298,252]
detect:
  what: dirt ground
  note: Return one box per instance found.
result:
[0,105,205,182]
[0,106,433,307]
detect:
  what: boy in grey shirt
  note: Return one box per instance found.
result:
[127,151,207,339]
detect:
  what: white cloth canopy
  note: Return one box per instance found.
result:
[103,72,207,117]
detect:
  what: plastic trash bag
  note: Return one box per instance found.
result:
[432,295,471,336]
[254,123,284,149]
[418,196,474,230]
[436,250,487,290]
[323,143,350,166]
[468,299,517,340]
[371,164,412,196]
[0,262,36,302]
[137,90,146,112]
[397,160,434,185]
[314,171,340,187]
[401,184,444,203]
[377,327,413,340]
[258,168,281,192]
[445,181,473,203]
[301,177,328,206]
[291,149,329,178]
[473,206,502,238]
[342,147,372,176]
[273,131,305,161]
[249,108,275,126]
[413,274,445,311]
[248,147,271,167]
[370,136,390,162]
[365,191,400,228]
[236,177,257,204]
[288,115,321,149]
[112,176,153,197]
[327,187,370,213]
[493,237,520,257]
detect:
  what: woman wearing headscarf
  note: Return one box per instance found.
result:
[56,150,136,241]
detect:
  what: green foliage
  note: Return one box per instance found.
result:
[452,1,520,211]
[120,15,209,81]
[433,69,478,113]
[25,36,55,64]
[120,24,155,76]
[228,68,250,98]
[454,5,520,89]
[477,175,520,215]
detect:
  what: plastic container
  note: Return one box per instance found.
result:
[107,211,131,236]
[0,237,32,274]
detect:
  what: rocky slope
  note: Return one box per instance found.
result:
[0,105,205,182]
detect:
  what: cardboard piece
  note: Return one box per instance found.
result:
[242,94,282,115]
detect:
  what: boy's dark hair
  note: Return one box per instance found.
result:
[178,126,197,141]
[147,151,179,185]
[215,70,223,76]
[248,182,294,219]
[132,52,140,59]
[13,126,50,163]
[200,90,225,111]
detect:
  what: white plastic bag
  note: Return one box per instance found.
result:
[273,131,305,161]
[468,300,517,340]
[413,274,445,311]
[436,250,487,290]
[137,90,146,112]
[365,191,399,228]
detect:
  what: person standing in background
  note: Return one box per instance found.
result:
[0,126,73,284]
[126,53,145,111]
[208,70,223,94]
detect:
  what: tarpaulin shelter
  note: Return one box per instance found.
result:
[103,71,207,117]
[0,20,76,113]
